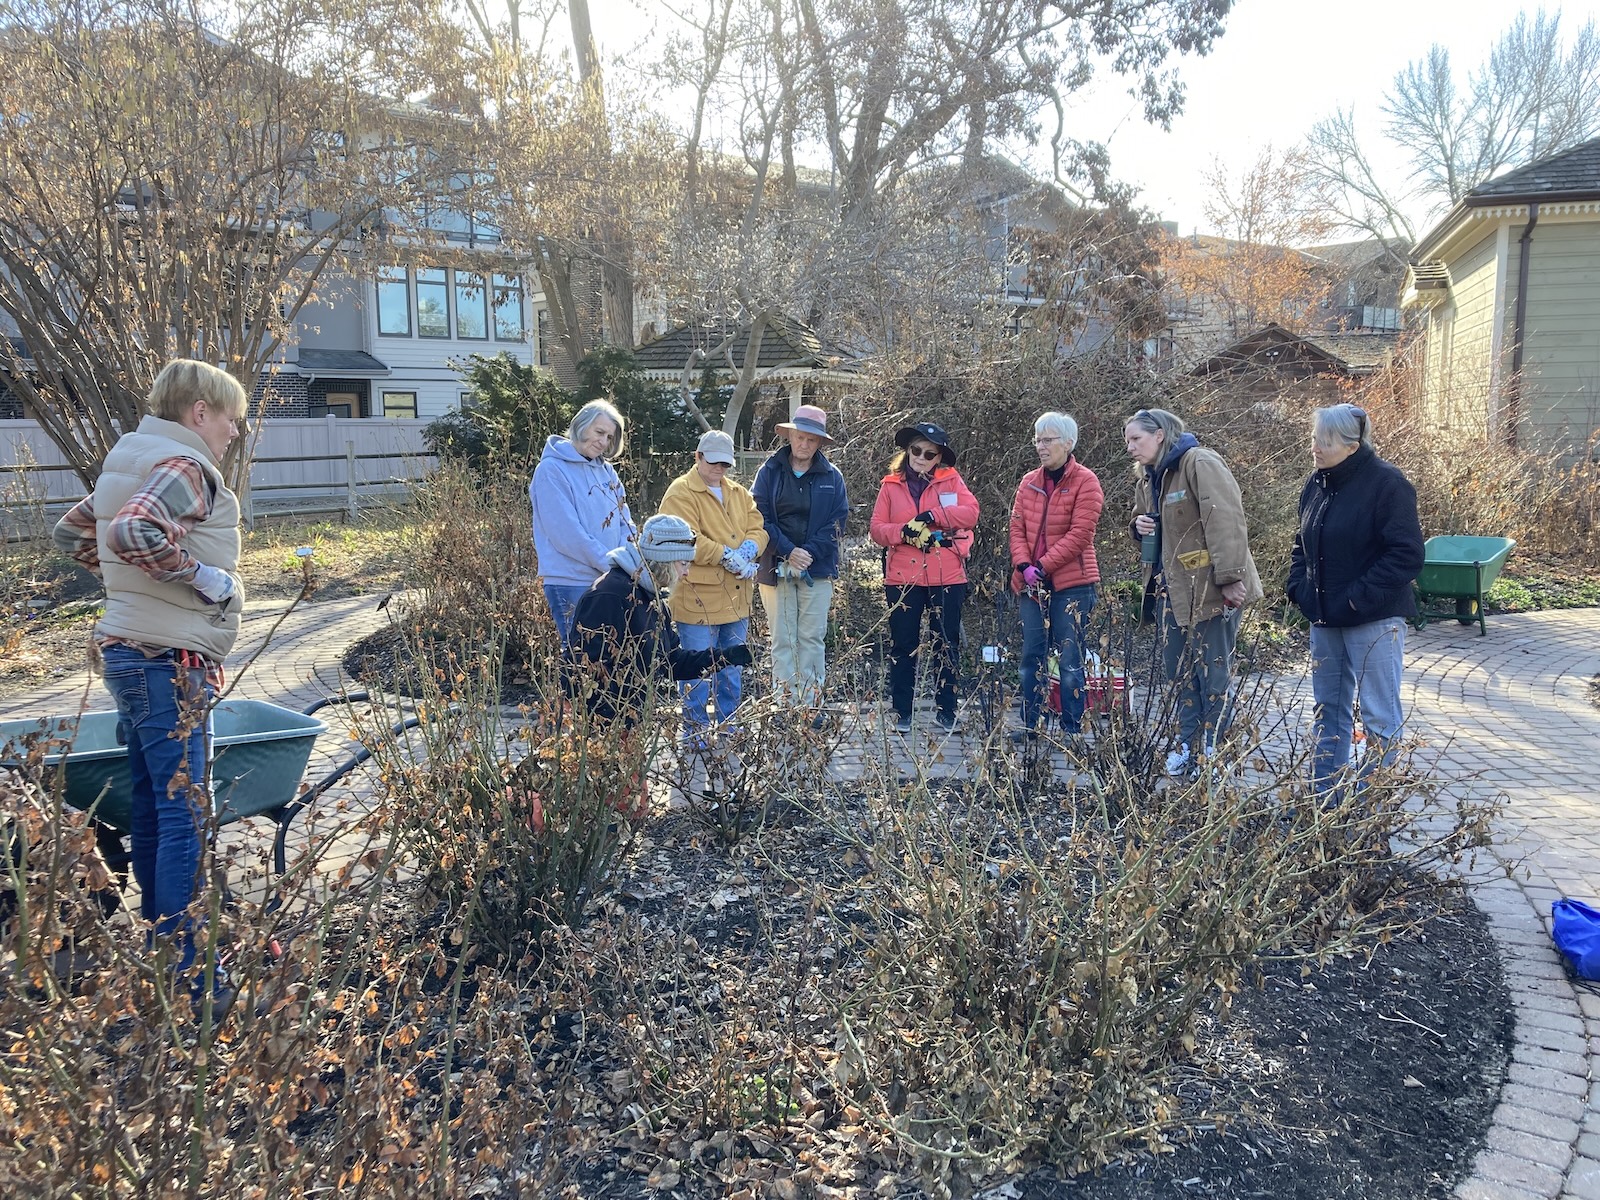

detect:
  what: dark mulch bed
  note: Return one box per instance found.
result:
[1031,897,1510,1199]
[554,806,1511,1200]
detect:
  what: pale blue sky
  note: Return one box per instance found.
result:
[1048,0,1600,239]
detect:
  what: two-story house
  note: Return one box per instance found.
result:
[1403,136,1600,453]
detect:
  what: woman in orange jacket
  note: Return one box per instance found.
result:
[1008,411,1104,741]
[869,423,979,733]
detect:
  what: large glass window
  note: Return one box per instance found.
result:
[376,266,410,336]
[381,391,418,418]
[455,271,488,340]
[493,273,525,341]
[416,267,449,338]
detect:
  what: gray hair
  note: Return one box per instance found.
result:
[1034,411,1078,447]
[1125,407,1186,451]
[1312,403,1372,451]
[567,398,627,458]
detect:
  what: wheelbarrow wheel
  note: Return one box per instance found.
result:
[1456,597,1479,624]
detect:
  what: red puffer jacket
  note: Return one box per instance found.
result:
[869,466,979,587]
[1008,458,1104,593]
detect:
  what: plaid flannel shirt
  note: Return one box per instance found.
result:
[55,456,227,688]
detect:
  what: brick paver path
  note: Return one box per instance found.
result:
[3,598,1597,1196]
[1395,611,1600,1200]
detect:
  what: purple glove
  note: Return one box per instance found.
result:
[1021,565,1045,590]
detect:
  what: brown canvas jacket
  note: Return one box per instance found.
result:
[1131,445,1262,628]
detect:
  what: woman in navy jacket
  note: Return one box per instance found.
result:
[752,405,849,707]
[1286,403,1424,791]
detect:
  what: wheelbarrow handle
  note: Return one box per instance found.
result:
[302,690,370,718]
[271,711,423,876]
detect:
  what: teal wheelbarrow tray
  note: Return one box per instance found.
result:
[0,692,418,876]
[1411,536,1516,637]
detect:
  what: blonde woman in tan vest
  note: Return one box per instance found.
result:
[53,359,247,1001]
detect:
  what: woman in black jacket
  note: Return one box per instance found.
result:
[571,515,752,726]
[1286,404,1424,791]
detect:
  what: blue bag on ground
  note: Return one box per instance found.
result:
[1552,899,1600,980]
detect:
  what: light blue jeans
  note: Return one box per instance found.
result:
[543,583,590,648]
[677,618,748,733]
[1310,618,1407,792]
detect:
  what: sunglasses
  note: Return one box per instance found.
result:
[907,446,942,460]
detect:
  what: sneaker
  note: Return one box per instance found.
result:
[1165,743,1192,776]
[934,712,959,732]
[1008,727,1039,744]
[894,713,912,734]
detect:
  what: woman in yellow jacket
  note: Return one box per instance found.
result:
[658,430,768,743]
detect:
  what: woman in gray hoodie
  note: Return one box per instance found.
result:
[530,399,638,646]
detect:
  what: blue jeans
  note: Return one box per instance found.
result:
[1159,597,1242,752]
[1019,585,1097,732]
[101,644,213,971]
[1310,618,1407,792]
[677,618,748,733]
[544,583,590,648]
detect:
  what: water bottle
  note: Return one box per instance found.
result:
[1139,514,1160,565]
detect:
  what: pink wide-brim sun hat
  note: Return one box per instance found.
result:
[775,404,834,443]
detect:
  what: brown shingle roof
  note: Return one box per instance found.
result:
[633,316,857,374]
[1190,322,1399,377]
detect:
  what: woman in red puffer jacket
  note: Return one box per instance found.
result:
[1008,411,1104,740]
[869,422,979,734]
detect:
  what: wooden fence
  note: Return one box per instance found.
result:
[0,418,435,536]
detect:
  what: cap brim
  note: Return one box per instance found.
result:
[777,422,834,443]
[702,455,735,466]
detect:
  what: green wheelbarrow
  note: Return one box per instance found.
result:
[1410,535,1516,637]
[0,692,419,877]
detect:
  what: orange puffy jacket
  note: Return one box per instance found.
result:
[1008,458,1104,594]
[869,466,979,587]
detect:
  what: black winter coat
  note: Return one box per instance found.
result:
[1287,445,1424,628]
[569,567,715,723]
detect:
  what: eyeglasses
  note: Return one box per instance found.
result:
[1033,437,1062,447]
[907,446,941,460]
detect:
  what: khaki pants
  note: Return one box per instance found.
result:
[760,578,834,706]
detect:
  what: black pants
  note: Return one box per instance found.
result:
[885,583,966,721]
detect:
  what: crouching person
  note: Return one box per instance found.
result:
[570,514,753,728]
[51,358,248,1011]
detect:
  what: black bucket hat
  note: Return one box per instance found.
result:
[894,421,956,467]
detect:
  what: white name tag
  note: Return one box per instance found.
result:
[939,492,958,506]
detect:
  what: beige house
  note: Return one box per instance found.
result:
[1404,137,1600,453]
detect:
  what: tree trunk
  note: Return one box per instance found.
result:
[569,0,636,349]
[722,312,771,437]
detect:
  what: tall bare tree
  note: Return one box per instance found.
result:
[1306,9,1600,257]
[0,0,455,488]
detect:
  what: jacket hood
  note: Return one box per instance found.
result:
[1156,432,1200,477]
[541,435,599,465]
[606,543,655,590]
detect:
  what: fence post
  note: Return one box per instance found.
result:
[345,440,358,522]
